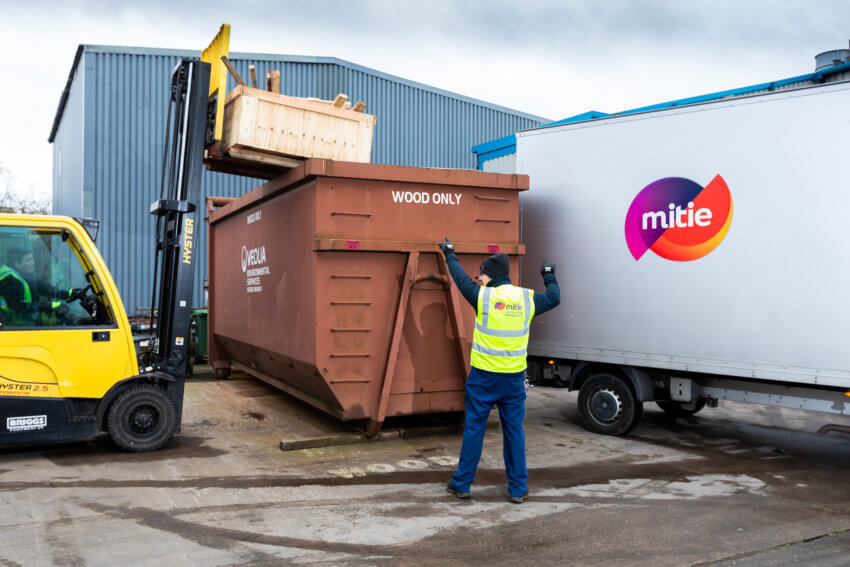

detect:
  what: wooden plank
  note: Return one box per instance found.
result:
[352,101,367,112]
[269,70,280,94]
[248,64,257,88]
[228,145,303,168]
[217,85,378,169]
[367,251,420,437]
[220,55,245,86]
[204,154,285,179]
[332,93,348,107]
[225,86,377,124]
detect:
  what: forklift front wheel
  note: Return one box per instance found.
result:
[107,383,178,452]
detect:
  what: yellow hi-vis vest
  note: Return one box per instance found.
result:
[0,265,32,312]
[471,284,535,373]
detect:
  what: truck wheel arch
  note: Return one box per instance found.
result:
[571,362,654,402]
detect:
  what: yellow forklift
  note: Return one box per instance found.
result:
[0,54,213,451]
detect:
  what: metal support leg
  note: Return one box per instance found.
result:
[367,251,420,437]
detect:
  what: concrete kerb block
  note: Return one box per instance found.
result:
[279,429,401,452]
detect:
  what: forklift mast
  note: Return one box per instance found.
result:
[145,58,211,390]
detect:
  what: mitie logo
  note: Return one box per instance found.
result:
[494,301,522,312]
[624,175,733,262]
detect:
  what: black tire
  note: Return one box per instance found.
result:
[656,399,706,417]
[578,373,643,436]
[107,383,178,452]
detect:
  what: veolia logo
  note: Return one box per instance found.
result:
[241,245,267,273]
[624,175,733,262]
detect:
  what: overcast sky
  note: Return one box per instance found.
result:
[1,0,849,202]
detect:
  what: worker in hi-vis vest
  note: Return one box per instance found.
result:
[0,248,76,326]
[439,238,560,503]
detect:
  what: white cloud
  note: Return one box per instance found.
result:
[0,0,848,202]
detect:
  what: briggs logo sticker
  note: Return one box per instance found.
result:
[7,415,47,432]
[625,175,733,261]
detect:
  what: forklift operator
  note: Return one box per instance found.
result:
[0,247,80,326]
[439,237,560,504]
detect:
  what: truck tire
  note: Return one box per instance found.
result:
[578,373,642,436]
[656,399,706,417]
[107,383,178,452]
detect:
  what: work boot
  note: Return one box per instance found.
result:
[446,480,470,499]
[508,490,528,504]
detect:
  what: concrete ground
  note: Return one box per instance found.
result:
[1,370,850,566]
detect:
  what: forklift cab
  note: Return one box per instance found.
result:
[0,55,210,452]
[0,214,143,447]
[0,220,116,329]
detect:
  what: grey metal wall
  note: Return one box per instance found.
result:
[52,54,85,218]
[51,46,548,313]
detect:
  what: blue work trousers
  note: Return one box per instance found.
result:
[451,366,528,497]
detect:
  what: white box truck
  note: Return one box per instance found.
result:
[518,81,850,435]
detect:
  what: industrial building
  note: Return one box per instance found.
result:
[49,45,548,313]
[473,49,850,173]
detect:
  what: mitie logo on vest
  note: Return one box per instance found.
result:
[494,301,523,315]
[624,175,733,262]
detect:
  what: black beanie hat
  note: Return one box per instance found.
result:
[480,253,510,279]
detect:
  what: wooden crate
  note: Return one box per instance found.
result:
[218,86,376,170]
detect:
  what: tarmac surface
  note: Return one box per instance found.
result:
[1,368,849,566]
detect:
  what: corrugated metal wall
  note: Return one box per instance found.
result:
[52,57,85,218]
[84,50,263,313]
[52,46,548,314]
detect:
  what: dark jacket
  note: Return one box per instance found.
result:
[0,270,30,312]
[444,252,561,314]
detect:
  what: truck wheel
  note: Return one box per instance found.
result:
[107,383,178,452]
[578,373,642,436]
[657,399,706,417]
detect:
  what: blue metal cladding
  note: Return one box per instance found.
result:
[474,62,850,167]
[51,52,85,218]
[50,46,548,314]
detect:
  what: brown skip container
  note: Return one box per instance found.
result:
[207,159,528,434]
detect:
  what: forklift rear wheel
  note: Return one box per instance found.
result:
[578,373,642,436]
[107,383,178,452]
[656,399,706,417]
